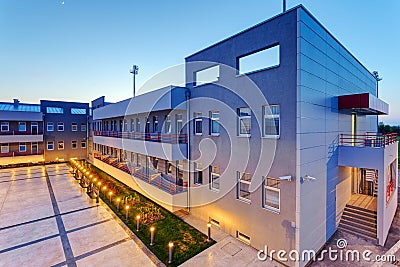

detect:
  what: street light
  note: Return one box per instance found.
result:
[207,222,212,242]
[125,205,130,220]
[136,215,140,231]
[116,197,121,210]
[168,242,174,264]
[108,191,113,202]
[130,64,139,97]
[150,226,155,245]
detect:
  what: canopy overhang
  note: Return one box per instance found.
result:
[338,93,388,115]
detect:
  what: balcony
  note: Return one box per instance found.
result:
[0,130,44,143]
[93,131,187,161]
[0,150,44,165]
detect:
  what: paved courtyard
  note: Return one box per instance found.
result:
[0,164,156,267]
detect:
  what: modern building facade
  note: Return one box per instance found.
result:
[90,5,397,266]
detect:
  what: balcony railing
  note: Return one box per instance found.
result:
[340,133,398,148]
[0,150,44,158]
[93,131,187,144]
[94,153,187,195]
[0,130,43,135]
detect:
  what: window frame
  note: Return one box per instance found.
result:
[1,143,9,153]
[19,122,26,132]
[47,141,54,151]
[57,141,64,150]
[71,122,78,132]
[209,111,220,136]
[237,107,251,137]
[135,118,140,132]
[47,122,54,132]
[57,122,64,132]
[194,112,202,135]
[19,142,26,152]
[81,140,87,148]
[81,123,87,132]
[263,177,281,213]
[1,122,9,132]
[71,140,77,149]
[194,162,203,185]
[237,171,252,203]
[153,116,158,132]
[262,105,280,138]
[164,115,171,134]
[209,165,220,191]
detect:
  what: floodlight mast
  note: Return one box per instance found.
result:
[130,65,139,97]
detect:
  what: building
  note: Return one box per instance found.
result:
[90,5,397,266]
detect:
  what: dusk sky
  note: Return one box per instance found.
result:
[0,0,399,124]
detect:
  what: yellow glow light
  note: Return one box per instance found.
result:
[168,242,174,248]
[150,226,155,232]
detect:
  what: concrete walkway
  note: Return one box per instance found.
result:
[0,164,156,267]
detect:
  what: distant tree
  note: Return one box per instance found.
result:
[378,122,400,134]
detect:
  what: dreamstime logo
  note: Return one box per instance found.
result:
[257,238,396,263]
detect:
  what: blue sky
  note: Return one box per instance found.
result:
[0,0,399,123]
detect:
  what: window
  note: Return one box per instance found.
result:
[47,122,54,132]
[145,118,150,133]
[263,177,280,212]
[263,105,280,138]
[71,123,78,131]
[72,140,77,149]
[237,108,251,136]
[123,120,127,132]
[1,122,9,132]
[194,65,219,86]
[209,165,220,190]
[81,140,87,148]
[176,114,183,134]
[19,142,26,152]
[70,108,87,115]
[81,123,87,132]
[1,144,9,153]
[194,112,202,135]
[238,44,280,75]
[19,122,26,132]
[57,122,64,132]
[47,141,54,150]
[31,122,38,134]
[194,162,203,185]
[153,116,158,132]
[236,231,251,245]
[58,141,64,150]
[237,172,252,202]
[46,107,64,114]
[210,111,220,135]
[131,119,135,132]
[164,115,171,133]
[135,118,140,132]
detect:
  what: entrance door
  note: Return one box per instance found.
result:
[31,142,38,154]
[31,122,38,135]
[353,168,377,196]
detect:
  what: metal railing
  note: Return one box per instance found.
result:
[340,133,398,148]
[0,130,43,135]
[93,131,187,144]
[0,150,44,157]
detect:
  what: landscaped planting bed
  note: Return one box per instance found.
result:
[71,159,214,266]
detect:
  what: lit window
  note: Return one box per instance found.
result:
[238,45,280,75]
[263,177,280,212]
[209,165,220,190]
[1,122,9,132]
[237,108,251,136]
[1,144,9,153]
[58,141,64,150]
[263,105,280,138]
[47,141,54,150]
[19,122,26,132]
[164,115,171,133]
[237,172,252,202]
[194,162,203,184]
[194,112,202,135]
[81,123,87,132]
[210,111,220,135]
[71,123,77,131]
[19,142,26,152]
[47,122,54,132]
[72,140,77,149]
[81,140,87,148]
[57,122,64,132]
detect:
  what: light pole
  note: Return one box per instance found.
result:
[372,71,382,97]
[207,222,212,242]
[130,65,139,97]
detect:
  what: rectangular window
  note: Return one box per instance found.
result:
[209,165,220,190]
[153,116,158,132]
[46,107,64,114]
[131,119,135,132]
[31,122,38,134]
[195,65,220,86]
[123,120,128,132]
[164,115,171,133]
[237,172,252,202]
[263,105,280,138]
[1,143,9,153]
[81,140,87,148]
[57,122,64,132]
[71,123,78,131]
[19,142,26,152]
[238,44,280,75]
[194,162,203,185]
[210,111,220,135]
[58,141,64,150]
[72,140,77,149]
[236,231,251,245]
[175,114,183,134]
[263,177,280,212]
[19,122,26,132]
[135,118,141,132]
[145,118,150,133]
[237,108,251,136]
[47,122,54,132]
[1,122,9,132]
[71,108,87,115]
[81,123,87,132]
[47,141,54,150]
[194,112,202,135]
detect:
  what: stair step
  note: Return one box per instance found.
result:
[341,214,377,228]
[340,218,376,232]
[338,222,376,238]
[342,210,377,223]
[338,226,378,243]
[345,205,377,215]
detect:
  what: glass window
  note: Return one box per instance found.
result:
[263,177,280,212]
[153,116,158,132]
[210,111,220,135]
[238,44,280,75]
[209,165,220,190]
[238,108,251,136]
[1,143,9,153]
[81,140,87,148]
[19,122,26,132]
[19,142,26,152]
[164,115,171,133]
[72,140,77,149]
[194,162,203,184]
[263,105,280,137]
[123,120,128,132]
[194,112,202,135]
[58,141,64,150]
[135,118,140,132]
[195,65,219,86]
[47,141,54,150]
[176,114,183,134]
[57,122,64,132]
[81,123,87,132]
[237,172,252,202]
[145,118,150,133]
[47,122,54,132]
[46,107,64,114]
[71,123,78,131]
[70,108,87,115]
[131,119,135,132]
[1,122,9,132]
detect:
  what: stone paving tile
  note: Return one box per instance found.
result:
[0,203,54,228]
[62,205,112,231]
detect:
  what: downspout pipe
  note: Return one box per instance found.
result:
[185,88,191,212]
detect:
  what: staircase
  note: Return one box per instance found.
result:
[338,204,377,243]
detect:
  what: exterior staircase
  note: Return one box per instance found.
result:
[338,204,377,243]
